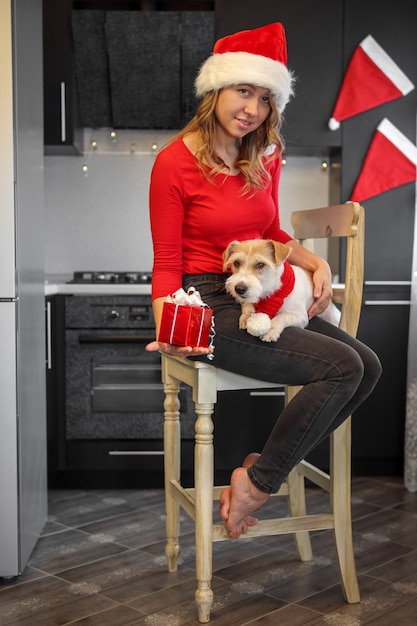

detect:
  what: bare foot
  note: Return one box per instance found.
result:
[220,466,269,539]
[219,453,261,531]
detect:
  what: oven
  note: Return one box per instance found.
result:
[49,272,284,489]
[51,272,196,487]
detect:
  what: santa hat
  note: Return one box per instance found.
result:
[329,35,414,130]
[350,118,417,202]
[195,22,294,112]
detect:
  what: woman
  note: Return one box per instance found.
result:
[146,22,381,539]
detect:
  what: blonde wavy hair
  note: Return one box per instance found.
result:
[171,90,285,195]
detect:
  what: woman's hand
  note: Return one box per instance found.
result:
[308,259,333,319]
[286,240,333,320]
[146,340,214,358]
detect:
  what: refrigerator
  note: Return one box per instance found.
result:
[0,0,47,576]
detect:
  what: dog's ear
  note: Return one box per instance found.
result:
[269,240,291,264]
[223,241,240,269]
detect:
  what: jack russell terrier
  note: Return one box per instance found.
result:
[223,239,340,342]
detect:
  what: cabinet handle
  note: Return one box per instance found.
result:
[78,334,155,344]
[365,281,412,286]
[46,301,52,370]
[249,390,285,397]
[364,301,411,305]
[60,81,66,142]
[108,450,164,456]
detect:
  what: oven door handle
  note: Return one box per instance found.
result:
[78,334,156,344]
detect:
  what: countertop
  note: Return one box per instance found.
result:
[44,276,152,297]
[45,278,344,298]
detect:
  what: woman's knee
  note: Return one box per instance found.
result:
[358,344,382,397]
[336,343,365,392]
[340,341,382,405]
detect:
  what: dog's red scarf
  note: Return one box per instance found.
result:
[254,261,295,318]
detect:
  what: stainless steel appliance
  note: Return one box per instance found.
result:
[50,275,195,487]
[67,271,153,285]
[0,0,46,577]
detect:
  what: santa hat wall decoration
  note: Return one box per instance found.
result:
[328,35,414,130]
[350,118,417,202]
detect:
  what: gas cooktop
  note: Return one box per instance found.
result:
[67,271,152,285]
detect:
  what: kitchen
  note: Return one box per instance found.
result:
[43,0,339,492]
[43,0,417,486]
[1,0,416,609]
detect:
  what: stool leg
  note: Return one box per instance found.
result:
[194,401,214,623]
[331,418,360,603]
[287,465,313,561]
[285,385,313,561]
[163,379,181,573]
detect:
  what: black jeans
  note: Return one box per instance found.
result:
[183,273,382,494]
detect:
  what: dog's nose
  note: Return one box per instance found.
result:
[235,283,248,296]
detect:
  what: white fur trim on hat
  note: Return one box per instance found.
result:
[195,51,294,112]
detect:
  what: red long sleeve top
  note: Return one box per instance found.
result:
[149,137,292,300]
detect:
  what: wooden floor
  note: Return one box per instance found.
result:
[0,476,416,625]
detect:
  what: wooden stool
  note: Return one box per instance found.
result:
[162,202,365,622]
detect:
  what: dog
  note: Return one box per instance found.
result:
[223,239,341,342]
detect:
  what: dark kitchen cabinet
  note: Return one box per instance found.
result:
[215,0,344,152]
[353,293,411,475]
[70,9,112,129]
[43,0,83,154]
[340,0,417,474]
[45,4,215,137]
[106,11,214,128]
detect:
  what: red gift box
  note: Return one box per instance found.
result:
[158,302,213,347]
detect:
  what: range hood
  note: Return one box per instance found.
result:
[71,10,215,129]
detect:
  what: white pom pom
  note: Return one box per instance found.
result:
[328,117,340,131]
[246,312,271,337]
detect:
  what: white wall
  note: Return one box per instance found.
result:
[44,129,331,276]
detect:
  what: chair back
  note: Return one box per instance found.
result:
[291,202,365,338]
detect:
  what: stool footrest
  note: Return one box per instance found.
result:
[169,480,196,520]
[299,460,331,492]
[212,513,335,542]
[170,481,292,523]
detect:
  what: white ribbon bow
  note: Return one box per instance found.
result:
[167,287,206,307]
